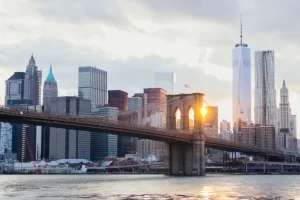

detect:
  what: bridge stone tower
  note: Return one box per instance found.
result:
[165,93,206,176]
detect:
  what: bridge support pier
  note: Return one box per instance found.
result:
[166,140,205,176]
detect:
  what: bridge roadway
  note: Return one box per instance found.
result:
[0,106,284,157]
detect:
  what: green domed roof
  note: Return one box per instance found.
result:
[45,65,56,82]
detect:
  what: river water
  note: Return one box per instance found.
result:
[0,174,299,199]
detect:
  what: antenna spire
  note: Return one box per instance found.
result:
[240,14,243,45]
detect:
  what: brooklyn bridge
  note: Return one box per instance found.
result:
[0,93,286,176]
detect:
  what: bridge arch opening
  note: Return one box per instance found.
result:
[188,107,195,131]
[175,108,181,130]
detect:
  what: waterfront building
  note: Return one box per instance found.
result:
[276,128,294,150]
[154,72,176,94]
[241,124,276,150]
[91,106,118,161]
[232,19,251,126]
[49,97,91,160]
[254,50,277,126]
[78,66,107,107]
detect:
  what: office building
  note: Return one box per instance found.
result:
[5,72,26,105]
[108,90,129,157]
[24,54,42,106]
[278,80,291,130]
[254,50,277,126]
[144,88,167,117]
[241,124,276,150]
[91,106,118,161]
[41,65,58,160]
[154,72,176,94]
[128,97,143,124]
[0,123,12,155]
[43,65,58,111]
[133,93,148,118]
[232,19,251,126]
[276,128,294,150]
[6,100,42,162]
[78,66,107,107]
[290,115,297,139]
[108,90,128,111]
[49,97,91,160]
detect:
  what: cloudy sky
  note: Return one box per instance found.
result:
[1,0,300,135]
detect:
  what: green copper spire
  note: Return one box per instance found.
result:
[282,80,286,89]
[45,65,56,82]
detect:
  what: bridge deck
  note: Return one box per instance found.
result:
[0,106,284,157]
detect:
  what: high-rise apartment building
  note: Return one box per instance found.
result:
[41,65,58,160]
[24,54,42,106]
[232,19,251,126]
[48,97,91,160]
[254,50,277,126]
[154,72,176,94]
[91,106,118,161]
[78,66,107,107]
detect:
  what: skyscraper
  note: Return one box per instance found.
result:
[78,66,107,107]
[128,97,143,124]
[278,80,291,129]
[144,88,167,117]
[232,17,251,126]
[43,65,58,111]
[5,72,26,105]
[41,65,58,160]
[108,90,128,111]
[254,50,277,126]
[91,106,118,161]
[49,97,91,160]
[24,54,42,106]
[108,90,129,157]
[154,72,176,94]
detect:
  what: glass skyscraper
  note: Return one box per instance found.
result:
[232,24,251,127]
[78,66,107,107]
[254,50,277,126]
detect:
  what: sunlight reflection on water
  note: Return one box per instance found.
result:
[0,174,299,199]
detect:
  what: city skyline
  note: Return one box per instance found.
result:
[1,1,300,137]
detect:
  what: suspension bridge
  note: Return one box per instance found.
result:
[0,93,285,176]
